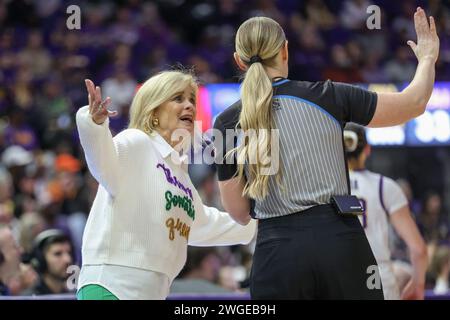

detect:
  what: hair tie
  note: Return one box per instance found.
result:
[249,55,262,65]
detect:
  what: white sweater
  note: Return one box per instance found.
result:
[76,106,256,282]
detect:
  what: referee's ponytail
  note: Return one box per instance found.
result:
[234,17,286,200]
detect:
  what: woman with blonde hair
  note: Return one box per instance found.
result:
[214,8,439,299]
[75,70,256,300]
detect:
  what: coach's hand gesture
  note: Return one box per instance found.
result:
[85,79,117,125]
[407,7,440,64]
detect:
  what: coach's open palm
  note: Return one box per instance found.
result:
[407,7,440,64]
[84,79,117,125]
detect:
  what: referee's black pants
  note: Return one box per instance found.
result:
[250,204,384,300]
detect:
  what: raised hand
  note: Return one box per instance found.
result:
[407,7,440,64]
[85,79,117,125]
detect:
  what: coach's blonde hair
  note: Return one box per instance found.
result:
[234,17,286,200]
[128,70,198,134]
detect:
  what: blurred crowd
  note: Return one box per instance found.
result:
[1,0,450,297]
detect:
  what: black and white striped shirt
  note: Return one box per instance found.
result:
[213,78,377,219]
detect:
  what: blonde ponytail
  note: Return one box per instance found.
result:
[233,17,286,200]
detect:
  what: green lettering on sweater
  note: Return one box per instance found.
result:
[165,190,195,220]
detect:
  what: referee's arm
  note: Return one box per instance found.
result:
[218,178,251,225]
[368,8,439,128]
[213,117,252,226]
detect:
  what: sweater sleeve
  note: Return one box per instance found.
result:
[76,105,121,196]
[188,204,257,246]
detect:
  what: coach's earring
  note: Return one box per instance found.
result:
[144,118,154,134]
[152,118,159,127]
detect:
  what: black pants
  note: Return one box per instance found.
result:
[250,205,384,300]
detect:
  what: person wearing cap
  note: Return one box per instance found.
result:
[344,124,428,300]
[1,145,33,169]
[214,9,439,299]
[75,70,256,300]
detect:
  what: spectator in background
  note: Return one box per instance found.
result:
[54,153,87,263]
[417,192,449,243]
[55,32,89,73]
[11,66,34,111]
[197,26,232,75]
[37,78,72,126]
[0,167,14,226]
[33,0,62,23]
[101,67,137,117]
[361,53,388,83]
[396,178,422,217]
[36,179,73,241]
[188,54,222,84]
[0,225,38,295]
[0,225,20,295]
[340,0,372,30]
[1,145,33,197]
[3,109,38,151]
[392,1,417,45]
[218,265,242,292]
[77,172,98,213]
[0,80,12,116]
[303,0,337,31]
[428,246,450,295]
[289,15,326,81]
[18,30,52,80]
[219,246,254,292]
[99,43,136,82]
[239,247,254,289]
[346,41,364,69]
[80,5,109,50]
[322,44,363,82]
[14,166,39,220]
[137,2,172,48]
[428,0,450,78]
[108,6,140,46]
[0,2,7,29]
[0,29,18,82]
[18,212,45,255]
[139,45,171,80]
[28,229,74,295]
[354,5,389,62]
[1,146,37,231]
[384,47,416,83]
[0,165,23,248]
[250,0,286,27]
[170,247,231,295]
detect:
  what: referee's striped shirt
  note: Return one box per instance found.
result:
[213,78,377,219]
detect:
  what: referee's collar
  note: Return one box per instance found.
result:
[272,78,290,87]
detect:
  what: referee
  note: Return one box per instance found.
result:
[213,10,439,299]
